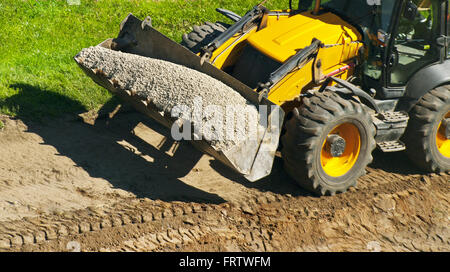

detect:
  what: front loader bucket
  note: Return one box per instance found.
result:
[75,14,284,182]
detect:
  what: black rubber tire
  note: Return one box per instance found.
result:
[281,90,376,196]
[403,86,450,173]
[181,22,229,54]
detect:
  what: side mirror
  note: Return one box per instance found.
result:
[403,1,418,21]
[377,29,390,44]
[437,36,450,47]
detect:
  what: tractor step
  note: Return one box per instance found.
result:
[372,111,409,144]
[377,111,409,123]
[377,140,406,152]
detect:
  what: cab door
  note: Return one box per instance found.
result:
[388,0,443,86]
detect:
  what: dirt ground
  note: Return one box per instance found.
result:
[0,107,448,252]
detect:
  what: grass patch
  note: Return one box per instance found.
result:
[0,0,287,119]
[0,120,4,130]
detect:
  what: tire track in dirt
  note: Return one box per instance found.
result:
[2,170,447,252]
[0,198,209,251]
[178,174,449,252]
[0,113,448,252]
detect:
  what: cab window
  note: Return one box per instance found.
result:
[390,0,440,85]
[362,0,397,80]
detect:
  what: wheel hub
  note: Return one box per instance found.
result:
[321,123,361,178]
[326,134,347,157]
[436,112,450,158]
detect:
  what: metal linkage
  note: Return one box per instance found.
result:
[256,39,322,100]
[200,4,268,64]
[216,8,242,22]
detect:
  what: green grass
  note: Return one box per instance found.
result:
[0,0,286,119]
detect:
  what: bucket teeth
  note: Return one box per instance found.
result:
[141,97,152,107]
[125,90,136,96]
[109,78,121,88]
[75,57,84,64]
[93,68,106,76]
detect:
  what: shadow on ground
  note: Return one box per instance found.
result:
[4,83,87,119]
[1,84,224,204]
[370,149,426,176]
[1,83,424,202]
[209,158,315,197]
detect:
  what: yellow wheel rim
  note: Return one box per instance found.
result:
[321,123,361,177]
[436,111,450,158]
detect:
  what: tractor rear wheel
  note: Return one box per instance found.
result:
[181,22,229,54]
[281,91,376,196]
[404,86,450,172]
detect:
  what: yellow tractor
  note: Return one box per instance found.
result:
[76,0,450,195]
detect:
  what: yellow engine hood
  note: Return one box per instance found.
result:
[247,11,362,62]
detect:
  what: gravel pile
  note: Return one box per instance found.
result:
[76,46,259,151]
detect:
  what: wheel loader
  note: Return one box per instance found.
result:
[75,0,450,196]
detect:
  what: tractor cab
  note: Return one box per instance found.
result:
[315,0,448,100]
[353,0,450,105]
